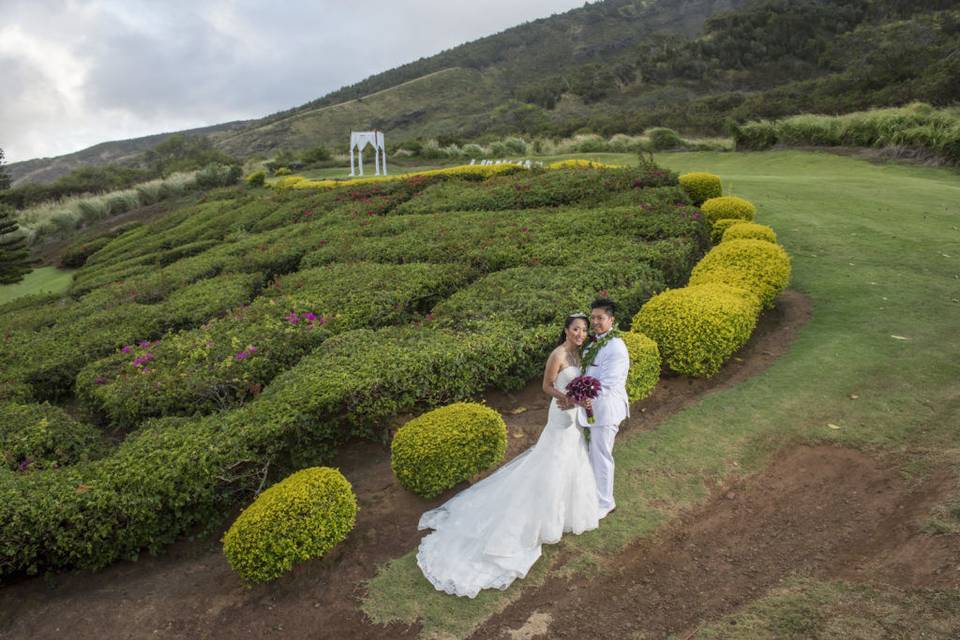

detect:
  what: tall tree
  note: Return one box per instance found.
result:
[0,204,31,284]
[0,148,10,192]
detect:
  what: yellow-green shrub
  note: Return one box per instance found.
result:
[244,171,266,187]
[391,402,506,498]
[274,167,292,176]
[222,467,357,584]
[678,172,722,205]
[701,196,756,225]
[722,222,777,244]
[272,163,526,190]
[710,218,741,244]
[547,159,623,170]
[688,239,791,309]
[621,331,661,402]
[633,283,760,377]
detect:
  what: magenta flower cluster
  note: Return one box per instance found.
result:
[286,311,327,327]
[235,345,258,361]
[121,340,158,374]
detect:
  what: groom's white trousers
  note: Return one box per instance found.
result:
[588,423,618,515]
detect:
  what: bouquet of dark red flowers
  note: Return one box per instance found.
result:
[565,375,602,424]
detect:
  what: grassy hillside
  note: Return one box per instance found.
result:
[8,0,959,185]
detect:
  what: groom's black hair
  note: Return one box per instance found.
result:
[590,297,617,317]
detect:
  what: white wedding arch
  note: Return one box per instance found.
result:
[349,131,387,176]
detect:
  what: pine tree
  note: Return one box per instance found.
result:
[0,204,31,284]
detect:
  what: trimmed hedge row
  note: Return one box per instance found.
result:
[433,260,666,331]
[0,163,711,579]
[392,166,677,215]
[0,272,263,399]
[300,204,708,280]
[0,402,104,472]
[391,403,506,498]
[222,467,357,583]
[0,321,556,577]
[76,262,474,427]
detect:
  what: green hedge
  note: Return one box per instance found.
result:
[222,467,357,583]
[392,166,677,215]
[76,262,474,426]
[433,260,665,331]
[0,162,710,579]
[0,321,555,577]
[300,204,708,277]
[391,403,506,498]
[0,402,104,471]
[0,272,262,399]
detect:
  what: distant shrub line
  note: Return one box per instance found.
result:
[732,103,960,164]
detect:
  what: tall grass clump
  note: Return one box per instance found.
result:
[15,172,199,246]
[734,103,960,164]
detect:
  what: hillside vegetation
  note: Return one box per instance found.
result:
[0,162,710,578]
[7,0,959,184]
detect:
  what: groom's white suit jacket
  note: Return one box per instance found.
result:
[576,333,631,428]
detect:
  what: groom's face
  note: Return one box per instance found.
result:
[590,308,614,335]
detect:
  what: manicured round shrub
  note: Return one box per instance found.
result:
[710,218,741,244]
[0,401,103,471]
[391,402,506,498]
[222,467,357,584]
[621,331,661,402]
[678,172,722,205]
[688,239,791,309]
[722,222,778,244]
[701,196,757,225]
[633,283,760,378]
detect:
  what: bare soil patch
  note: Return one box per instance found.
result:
[0,290,835,640]
[468,445,959,640]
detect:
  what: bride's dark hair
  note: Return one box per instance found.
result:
[556,313,589,346]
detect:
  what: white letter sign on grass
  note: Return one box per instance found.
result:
[349,131,387,176]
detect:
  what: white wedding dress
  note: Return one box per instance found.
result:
[416,365,600,598]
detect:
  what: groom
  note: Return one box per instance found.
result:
[578,297,630,519]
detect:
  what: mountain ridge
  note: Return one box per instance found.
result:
[7,0,958,185]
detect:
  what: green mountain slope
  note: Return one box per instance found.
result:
[8,0,959,184]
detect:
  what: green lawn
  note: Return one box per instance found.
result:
[361,150,960,638]
[0,266,73,305]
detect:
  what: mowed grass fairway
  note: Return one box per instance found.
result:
[362,151,960,638]
[0,266,73,305]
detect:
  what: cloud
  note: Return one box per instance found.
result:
[1,0,585,163]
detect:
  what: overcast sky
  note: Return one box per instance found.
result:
[1,0,586,164]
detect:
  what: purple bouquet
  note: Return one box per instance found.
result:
[565,375,602,424]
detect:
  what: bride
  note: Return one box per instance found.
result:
[416,313,600,598]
